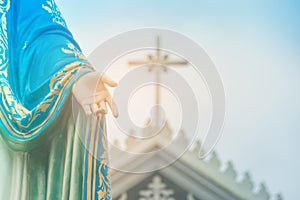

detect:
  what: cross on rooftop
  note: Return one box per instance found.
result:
[128,36,189,126]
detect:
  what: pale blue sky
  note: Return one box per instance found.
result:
[57,0,300,199]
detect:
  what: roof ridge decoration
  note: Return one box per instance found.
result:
[203,148,282,200]
[112,128,284,200]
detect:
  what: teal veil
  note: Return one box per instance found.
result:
[0,0,111,199]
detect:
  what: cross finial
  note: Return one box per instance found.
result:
[128,36,188,126]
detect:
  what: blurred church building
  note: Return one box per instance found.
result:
[109,37,283,200]
[109,122,283,200]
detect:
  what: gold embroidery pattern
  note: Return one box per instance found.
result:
[97,119,111,200]
[62,43,86,60]
[42,0,66,27]
[86,116,111,200]
[0,61,90,138]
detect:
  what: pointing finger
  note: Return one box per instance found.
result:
[99,101,108,114]
[106,96,119,118]
[100,75,118,87]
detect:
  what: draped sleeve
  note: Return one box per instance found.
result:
[0,1,112,200]
[0,0,93,148]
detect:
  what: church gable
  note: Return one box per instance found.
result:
[116,173,200,200]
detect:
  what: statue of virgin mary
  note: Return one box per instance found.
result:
[0,0,117,199]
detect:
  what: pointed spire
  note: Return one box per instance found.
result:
[239,172,254,193]
[255,183,270,200]
[174,130,188,147]
[276,193,283,200]
[207,151,221,170]
[223,161,237,182]
[191,140,201,153]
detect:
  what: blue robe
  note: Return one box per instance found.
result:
[0,0,111,199]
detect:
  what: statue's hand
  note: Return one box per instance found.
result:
[72,72,118,117]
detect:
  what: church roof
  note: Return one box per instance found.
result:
[109,123,283,200]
